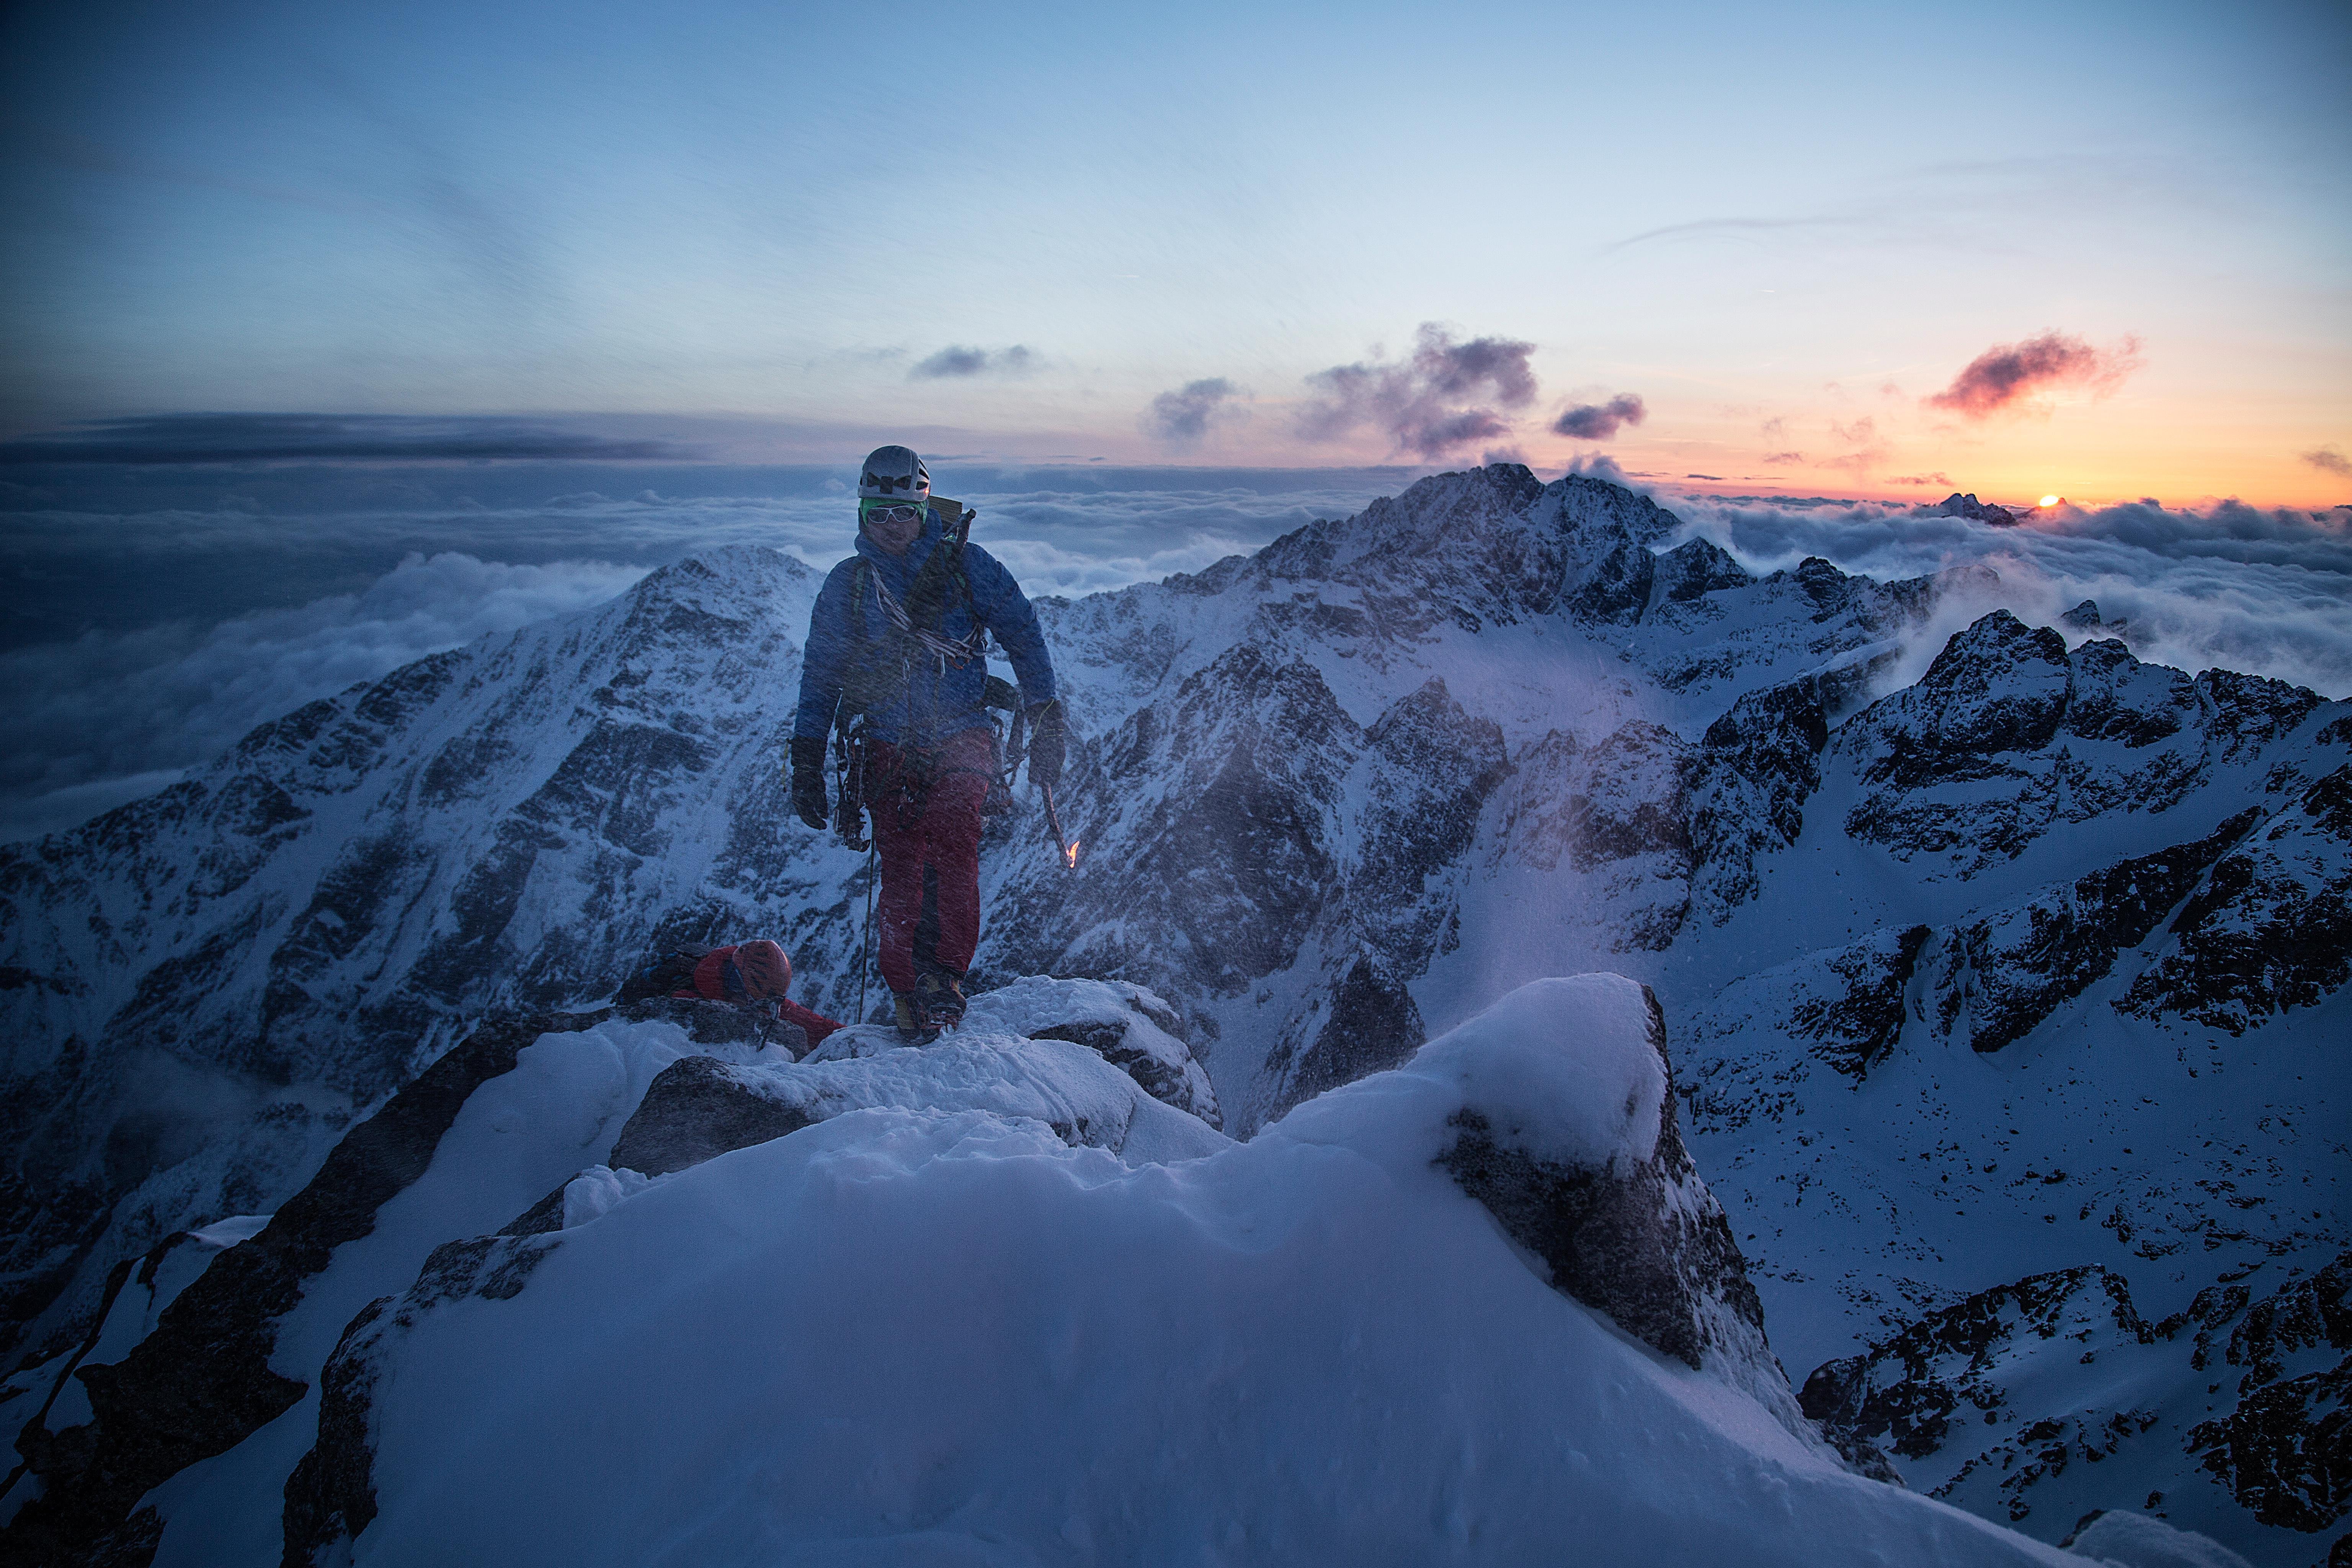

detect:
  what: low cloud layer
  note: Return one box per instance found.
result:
[9,462,2342,842]
[1551,394,1646,441]
[0,553,646,840]
[1926,331,2142,419]
[1297,325,1538,458]
[0,468,1408,839]
[0,414,690,465]
[911,345,1035,379]
[1661,490,2352,699]
[1143,379,1239,443]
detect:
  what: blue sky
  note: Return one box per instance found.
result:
[5,0,2348,500]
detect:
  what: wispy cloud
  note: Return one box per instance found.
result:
[0,414,691,465]
[1926,330,2142,419]
[911,345,1036,379]
[1297,324,1539,459]
[2303,446,2352,479]
[1142,379,1240,444]
[1551,394,1647,441]
[1597,214,1857,255]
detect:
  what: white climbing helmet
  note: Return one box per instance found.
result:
[858,445,930,501]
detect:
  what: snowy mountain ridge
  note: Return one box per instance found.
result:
[8,974,2181,1568]
[2,465,2345,1564]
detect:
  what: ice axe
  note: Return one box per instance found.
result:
[1040,781,1078,872]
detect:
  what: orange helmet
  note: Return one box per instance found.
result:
[734,939,792,1000]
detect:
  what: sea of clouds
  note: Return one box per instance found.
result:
[1661,489,2352,700]
[2,464,2345,842]
[0,467,1406,839]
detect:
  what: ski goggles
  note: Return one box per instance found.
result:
[859,500,926,527]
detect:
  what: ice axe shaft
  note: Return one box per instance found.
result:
[1040,782,1077,872]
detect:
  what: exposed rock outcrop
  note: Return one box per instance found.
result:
[0,1008,616,1566]
[2120,768,2352,1034]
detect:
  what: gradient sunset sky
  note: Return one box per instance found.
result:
[4,0,2347,505]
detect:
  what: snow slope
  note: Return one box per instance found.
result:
[134,979,2103,1565]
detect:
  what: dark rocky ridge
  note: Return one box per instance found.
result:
[1,1006,614,1565]
[1803,1252,2351,1539]
[2,1000,795,1562]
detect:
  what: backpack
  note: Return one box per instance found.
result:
[616,941,716,1004]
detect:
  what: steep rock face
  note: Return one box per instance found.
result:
[2120,767,2352,1034]
[2183,1251,2351,1535]
[1801,1255,2352,1545]
[1833,619,2345,885]
[0,1006,632,1566]
[1928,810,2263,1054]
[1686,677,1831,917]
[1492,720,1693,949]
[1652,536,1754,604]
[1839,612,2073,871]
[1802,1266,2155,1476]
[999,640,1361,1008]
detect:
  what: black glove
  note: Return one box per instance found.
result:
[789,737,830,830]
[1026,699,1065,789]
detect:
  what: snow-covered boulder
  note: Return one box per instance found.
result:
[1292,973,1803,1425]
[2060,1509,2254,1568]
[958,974,1222,1129]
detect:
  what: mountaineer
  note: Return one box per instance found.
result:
[616,937,843,1049]
[789,445,1064,1039]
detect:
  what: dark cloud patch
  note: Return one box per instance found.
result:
[0,414,690,466]
[2303,446,2352,479]
[1926,330,2142,418]
[1762,451,1805,465]
[912,345,1035,379]
[1888,472,1952,487]
[1551,394,1646,441]
[1297,325,1539,459]
[1143,379,1239,444]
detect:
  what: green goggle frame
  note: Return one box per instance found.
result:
[859,497,929,527]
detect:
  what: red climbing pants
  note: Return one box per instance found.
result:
[863,727,996,995]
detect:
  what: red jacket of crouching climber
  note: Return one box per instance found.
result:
[671,938,843,1047]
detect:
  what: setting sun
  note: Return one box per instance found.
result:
[2038,495,2061,507]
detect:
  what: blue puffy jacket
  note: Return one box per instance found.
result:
[792,503,1057,748]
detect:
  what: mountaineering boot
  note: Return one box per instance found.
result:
[892,992,939,1044]
[914,969,966,1032]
